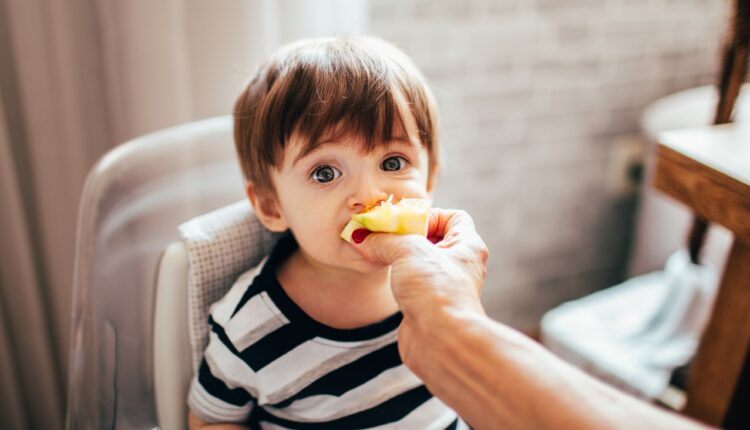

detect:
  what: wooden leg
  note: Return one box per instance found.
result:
[685,240,750,426]
[725,340,750,428]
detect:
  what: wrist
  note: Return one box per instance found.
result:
[397,302,508,430]
[408,290,486,334]
[399,296,488,367]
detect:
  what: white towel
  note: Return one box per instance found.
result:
[541,249,718,398]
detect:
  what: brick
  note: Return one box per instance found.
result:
[463,93,534,126]
[554,21,592,45]
[369,0,400,22]
[467,120,527,148]
[524,114,599,142]
[484,0,522,17]
[535,0,607,13]
[602,18,659,40]
[412,0,472,20]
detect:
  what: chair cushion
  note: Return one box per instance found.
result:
[178,200,278,371]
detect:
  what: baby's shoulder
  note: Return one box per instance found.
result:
[208,259,269,324]
[233,260,267,290]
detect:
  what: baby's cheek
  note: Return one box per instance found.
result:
[294,220,337,249]
[395,183,429,200]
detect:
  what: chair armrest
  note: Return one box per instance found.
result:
[154,241,192,430]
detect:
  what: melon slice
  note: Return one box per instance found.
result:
[340,196,430,243]
[340,218,366,243]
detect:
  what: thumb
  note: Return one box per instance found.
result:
[352,231,425,265]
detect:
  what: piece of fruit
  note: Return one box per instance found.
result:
[340,218,366,243]
[340,196,430,243]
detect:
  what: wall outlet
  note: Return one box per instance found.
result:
[606,134,647,198]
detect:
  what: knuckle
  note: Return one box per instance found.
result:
[478,242,489,264]
[455,210,474,227]
[468,238,489,263]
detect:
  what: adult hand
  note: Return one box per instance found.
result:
[352,208,488,316]
[352,209,489,366]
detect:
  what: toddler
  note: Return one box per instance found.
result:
[187,36,466,429]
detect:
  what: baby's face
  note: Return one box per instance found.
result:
[272,130,432,274]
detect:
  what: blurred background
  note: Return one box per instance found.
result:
[0,0,734,428]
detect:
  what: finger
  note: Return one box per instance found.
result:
[426,208,453,239]
[352,231,426,265]
[427,234,442,244]
[428,209,478,247]
[429,209,490,267]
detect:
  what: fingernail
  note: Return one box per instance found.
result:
[427,235,443,244]
[352,229,371,244]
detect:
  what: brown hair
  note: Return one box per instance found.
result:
[233,36,440,194]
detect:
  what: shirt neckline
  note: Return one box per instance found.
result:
[258,233,403,342]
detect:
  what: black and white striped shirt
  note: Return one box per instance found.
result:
[188,234,467,429]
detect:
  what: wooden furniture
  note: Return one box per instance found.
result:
[652,123,750,428]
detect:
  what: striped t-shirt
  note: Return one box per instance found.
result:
[188,234,467,429]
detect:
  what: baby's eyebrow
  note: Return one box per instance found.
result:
[291,136,418,166]
[292,141,336,166]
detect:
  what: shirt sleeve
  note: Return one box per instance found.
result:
[188,326,256,423]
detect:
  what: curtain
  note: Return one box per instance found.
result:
[0,1,367,428]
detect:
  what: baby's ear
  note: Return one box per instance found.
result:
[246,183,289,232]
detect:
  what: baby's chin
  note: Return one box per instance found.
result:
[340,242,388,272]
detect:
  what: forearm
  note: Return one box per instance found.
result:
[401,308,710,430]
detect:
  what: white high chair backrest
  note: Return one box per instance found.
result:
[154,201,277,430]
[68,116,251,430]
[179,200,277,372]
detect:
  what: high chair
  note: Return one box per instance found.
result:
[67,116,276,429]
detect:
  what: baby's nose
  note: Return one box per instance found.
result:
[347,180,389,213]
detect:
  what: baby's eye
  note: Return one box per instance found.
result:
[381,156,407,172]
[311,165,341,183]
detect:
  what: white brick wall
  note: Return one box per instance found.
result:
[369,0,729,328]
